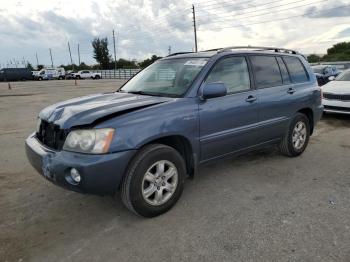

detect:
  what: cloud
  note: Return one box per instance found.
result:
[304,4,350,18]
[0,0,349,67]
[337,27,350,38]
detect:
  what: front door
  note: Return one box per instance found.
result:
[199,56,259,161]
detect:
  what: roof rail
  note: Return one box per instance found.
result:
[216,46,299,54]
[167,52,194,57]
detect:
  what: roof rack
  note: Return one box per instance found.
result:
[167,52,194,57]
[204,46,299,55]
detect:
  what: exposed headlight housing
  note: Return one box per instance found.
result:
[36,118,41,133]
[63,128,115,154]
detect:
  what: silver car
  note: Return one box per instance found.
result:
[322,70,350,115]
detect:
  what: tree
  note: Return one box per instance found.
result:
[138,55,162,68]
[110,58,138,69]
[78,62,91,70]
[307,54,321,63]
[323,42,350,61]
[37,64,44,70]
[92,37,111,69]
[26,62,34,71]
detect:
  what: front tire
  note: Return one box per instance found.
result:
[280,113,310,157]
[121,144,186,217]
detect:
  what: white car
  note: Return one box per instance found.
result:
[322,69,350,115]
[74,70,101,79]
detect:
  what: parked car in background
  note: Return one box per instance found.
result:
[322,69,350,114]
[65,71,76,80]
[312,65,341,86]
[73,70,101,79]
[0,68,33,81]
[25,46,323,217]
[34,68,65,80]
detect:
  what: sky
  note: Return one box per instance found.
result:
[0,0,349,67]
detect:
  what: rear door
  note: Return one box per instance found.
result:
[250,55,293,143]
[251,55,310,144]
[199,55,259,161]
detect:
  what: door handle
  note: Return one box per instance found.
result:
[287,88,296,94]
[245,95,257,103]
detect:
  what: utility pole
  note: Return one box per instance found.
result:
[35,52,39,68]
[49,48,54,68]
[78,43,81,66]
[168,46,171,55]
[192,4,198,52]
[68,41,74,71]
[112,29,117,78]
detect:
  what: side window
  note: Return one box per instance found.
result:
[283,56,309,83]
[205,56,250,94]
[276,57,291,84]
[250,55,282,88]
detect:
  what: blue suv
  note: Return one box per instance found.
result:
[25,46,323,217]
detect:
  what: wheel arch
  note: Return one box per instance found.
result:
[297,107,314,135]
[142,135,196,178]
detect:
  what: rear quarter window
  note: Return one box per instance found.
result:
[283,56,309,83]
[250,55,282,88]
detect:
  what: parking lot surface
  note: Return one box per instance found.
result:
[1,80,350,262]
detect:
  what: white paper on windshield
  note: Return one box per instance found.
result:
[184,60,207,67]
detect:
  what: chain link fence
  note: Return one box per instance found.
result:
[91,69,141,79]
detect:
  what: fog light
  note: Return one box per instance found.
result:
[70,168,81,183]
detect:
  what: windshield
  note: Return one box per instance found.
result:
[120,58,208,97]
[335,70,350,81]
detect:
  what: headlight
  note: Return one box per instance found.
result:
[63,128,115,154]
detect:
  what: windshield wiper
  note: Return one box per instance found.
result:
[127,90,167,97]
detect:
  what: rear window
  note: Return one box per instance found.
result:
[283,56,309,83]
[250,56,282,88]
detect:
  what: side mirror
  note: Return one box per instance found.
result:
[201,82,227,100]
[328,76,335,81]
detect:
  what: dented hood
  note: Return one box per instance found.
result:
[39,92,173,128]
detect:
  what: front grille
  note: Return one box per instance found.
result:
[323,93,350,101]
[324,105,350,112]
[37,120,66,150]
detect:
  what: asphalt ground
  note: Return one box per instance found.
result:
[0,79,349,262]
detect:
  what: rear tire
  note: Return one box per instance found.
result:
[280,113,310,157]
[121,144,186,217]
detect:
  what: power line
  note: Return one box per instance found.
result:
[194,0,253,8]
[196,0,283,13]
[198,0,330,25]
[197,4,350,31]
[197,0,306,17]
